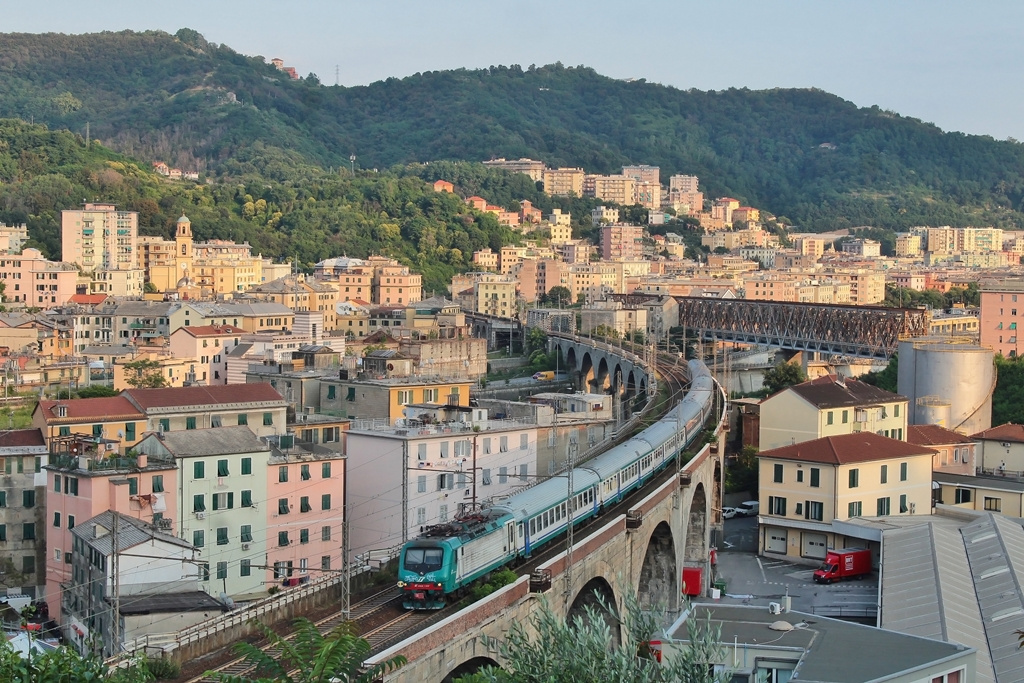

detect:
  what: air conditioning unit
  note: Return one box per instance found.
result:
[155,518,172,531]
[241,543,250,551]
[195,511,206,520]
[768,602,782,615]
[1002,442,1011,448]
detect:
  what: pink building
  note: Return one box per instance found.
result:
[600,224,645,260]
[0,248,78,308]
[169,325,246,385]
[980,278,1024,357]
[907,424,976,475]
[465,196,487,211]
[45,440,179,624]
[266,451,346,581]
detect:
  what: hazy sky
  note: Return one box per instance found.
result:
[6,0,1023,140]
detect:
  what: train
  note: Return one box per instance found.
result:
[396,358,718,610]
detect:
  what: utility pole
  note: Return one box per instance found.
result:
[341,470,350,620]
[111,513,120,656]
[401,441,409,545]
[563,438,578,610]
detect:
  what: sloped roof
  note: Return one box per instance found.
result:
[118,591,224,615]
[68,294,108,305]
[73,510,192,556]
[177,325,245,337]
[37,397,144,423]
[148,426,268,457]
[780,374,906,408]
[907,424,975,446]
[0,429,45,448]
[758,432,936,465]
[124,384,284,410]
[972,423,1024,444]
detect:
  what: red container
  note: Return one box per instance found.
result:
[682,567,703,596]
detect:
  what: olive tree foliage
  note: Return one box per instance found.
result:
[456,591,730,683]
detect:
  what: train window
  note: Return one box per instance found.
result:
[530,519,535,535]
[404,547,443,573]
[518,525,523,538]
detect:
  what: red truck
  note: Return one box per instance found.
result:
[813,548,871,584]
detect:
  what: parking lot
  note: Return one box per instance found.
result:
[710,516,879,621]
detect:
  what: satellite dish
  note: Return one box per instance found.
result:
[117,430,124,439]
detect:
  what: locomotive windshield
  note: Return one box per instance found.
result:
[404,546,444,573]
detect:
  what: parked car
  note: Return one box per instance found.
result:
[736,501,760,517]
[721,507,737,519]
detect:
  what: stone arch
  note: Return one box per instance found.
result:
[684,483,709,596]
[567,576,620,645]
[612,361,625,395]
[579,352,596,392]
[595,356,611,392]
[637,521,677,611]
[442,657,502,683]
[564,345,578,373]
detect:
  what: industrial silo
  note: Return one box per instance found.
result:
[898,337,994,434]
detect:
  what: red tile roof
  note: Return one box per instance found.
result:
[971,423,1024,444]
[907,424,974,446]
[68,294,108,305]
[0,429,45,447]
[178,325,246,337]
[124,384,284,410]
[776,374,906,408]
[758,432,936,465]
[37,397,144,423]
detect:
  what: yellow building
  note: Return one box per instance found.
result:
[32,396,147,452]
[542,168,585,197]
[244,275,341,332]
[757,432,935,562]
[112,351,196,391]
[318,377,472,422]
[146,215,264,295]
[585,174,636,205]
[474,274,518,318]
[759,375,909,450]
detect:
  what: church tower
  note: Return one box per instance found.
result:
[175,214,194,274]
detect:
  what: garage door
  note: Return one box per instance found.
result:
[801,532,827,559]
[765,528,787,554]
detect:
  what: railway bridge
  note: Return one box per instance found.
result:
[546,333,652,398]
[676,297,929,360]
[365,337,725,682]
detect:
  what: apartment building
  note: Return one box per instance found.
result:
[600,224,644,260]
[122,383,288,438]
[471,248,499,271]
[0,249,77,309]
[895,234,922,258]
[979,278,1024,357]
[33,396,147,452]
[621,164,659,186]
[345,405,537,558]
[826,268,886,305]
[541,167,585,196]
[319,377,471,422]
[61,203,138,273]
[841,239,881,257]
[514,258,567,303]
[759,375,909,450]
[579,300,648,338]
[567,263,618,304]
[0,430,48,599]
[585,175,636,205]
[371,260,422,306]
[907,424,975,475]
[0,222,29,253]
[168,325,246,385]
[757,433,934,562]
[482,158,546,181]
[591,206,620,226]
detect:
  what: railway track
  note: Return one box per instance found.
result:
[182,352,707,681]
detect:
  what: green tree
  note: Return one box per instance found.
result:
[762,361,806,395]
[456,591,729,683]
[859,355,898,393]
[0,636,153,683]
[726,445,759,494]
[540,285,572,307]
[206,617,405,683]
[143,281,159,294]
[121,359,170,389]
[76,385,120,399]
[524,327,548,355]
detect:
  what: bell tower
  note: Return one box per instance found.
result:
[175,213,194,273]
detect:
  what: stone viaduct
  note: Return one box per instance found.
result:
[365,337,725,682]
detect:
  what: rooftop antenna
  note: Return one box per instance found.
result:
[335,65,340,86]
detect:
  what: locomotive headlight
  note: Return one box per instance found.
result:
[397,581,405,588]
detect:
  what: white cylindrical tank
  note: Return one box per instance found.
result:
[897,337,994,434]
[916,396,952,428]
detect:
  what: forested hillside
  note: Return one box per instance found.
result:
[4,29,1024,232]
[0,120,587,292]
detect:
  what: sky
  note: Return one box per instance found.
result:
[6,0,1024,141]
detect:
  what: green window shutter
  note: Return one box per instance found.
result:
[263,412,273,426]
[152,475,164,493]
[128,478,138,496]
[0,491,6,507]
[242,490,252,507]
[159,418,170,431]
[186,416,197,430]
[300,528,309,544]
[227,492,234,509]
[217,528,228,545]
[194,461,205,479]
[327,385,336,399]
[93,424,102,437]
[237,413,248,425]
[212,495,219,511]
[279,499,289,515]
[217,459,229,477]
[810,468,820,487]
[322,494,331,510]
[241,525,252,542]
[193,530,204,547]
[59,426,70,436]
[322,462,331,478]
[300,496,311,513]
[125,423,136,441]
[301,465,310,480]
[193,494,205,512]
[241,457,252,475]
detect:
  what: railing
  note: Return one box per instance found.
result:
[349,417,536,435]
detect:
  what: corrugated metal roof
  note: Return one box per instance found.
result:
[152,426,268,458]
[73,510,192,555]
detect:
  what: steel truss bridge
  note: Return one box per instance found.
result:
[677,297,929,360]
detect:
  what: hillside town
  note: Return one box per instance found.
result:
[1,158,1022,681]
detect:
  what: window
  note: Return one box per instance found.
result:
[347,387,356,401]
[842,410,848,424]
[768,496,786,516]
[894,404,900,417]
[241,490,253,507]
[880,465,888,484]
[193,495,206,512]
[900,462,908,482]
[241,525,253,542]
[848,469,859,488]
[278,531,289,547]
[186,416,197,430]
[519,464,528,482]
[68,515,75,529]
[322,462,331,478]
[397,390,412,405]
[0,525,5,542]
[301,464,310,480]
[439,505,449,522]
[500,436,509,452]
[151,475,164,493]
[279,498,290,515]
[211,415,222,428]
[159,418,170,432]
[520,433,529,450]
[237,413,248,426]
[59,426,70,436]
[93,424,103,437]
[810,468,820,488]
[773,464,783,483]
[241,559,251,577]
[53,512,61,528]
[322,525,331,541]
[417,443,428,461]
[321,493,332,510]
[128,478,138,496]
[193,530,205,548]
[125,423,136,441]
[217,527,228,545]
[300,528,309,544]
[806,501,823,521]
[416,507,426,525]
[848,501,863,517]
[796,470,804,483]
[201,563,210,582]
[23,556,34,575]
[437,474,453,491]
[213,492,232,510]
[826,411,834,425]
[417,476,426,493]
[984,497,1002,512]
[54,475,61,493]
[241,457,252,475]
[263,412,274,426]
[300,496,312,512]
[499,467,508,484]
[899,494,909,513]
[218,459,229,477]
[23,490,34,508]
[877,497,891,516]
[327,385,336,400]
[194,461,205,479]
[322,556,331,570]
[217,562,227,580]
[481,469,492,486]
[279,466,289,482]
[955,488,972,504]
[483,438,492,455]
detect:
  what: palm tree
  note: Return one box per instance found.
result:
[208,618,405,683]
